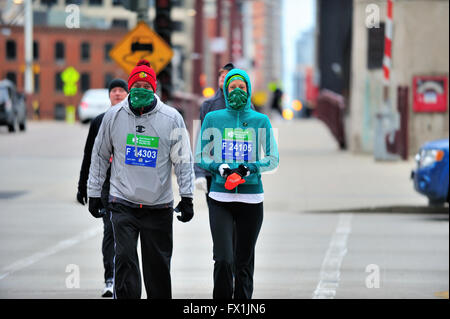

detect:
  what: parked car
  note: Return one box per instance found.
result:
[411,138,449,206]
[77,89,110,123]
[0,79,26,132]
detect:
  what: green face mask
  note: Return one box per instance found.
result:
[129,88,154,109]
[227,88,248,110]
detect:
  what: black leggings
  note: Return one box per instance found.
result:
[208,198,263,299]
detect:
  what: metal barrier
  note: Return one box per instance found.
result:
[170,91,204,146]
[385,86,409,160]
[314,89,347,150]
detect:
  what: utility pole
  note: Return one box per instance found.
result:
[136,0,150,25]
[192,0,203,96]
[24,0,33,96]
[214,0,222,82]
[123,0,151,25]
[228,0,243,65]
[24,0,33,120]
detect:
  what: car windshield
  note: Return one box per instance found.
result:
[0,87,9,103]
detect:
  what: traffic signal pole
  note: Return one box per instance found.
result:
[155,0,173,101]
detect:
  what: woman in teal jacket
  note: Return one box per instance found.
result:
[197,69,279,299]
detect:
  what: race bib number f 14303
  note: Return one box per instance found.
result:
[125,134,159,168]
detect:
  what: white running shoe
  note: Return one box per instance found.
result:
[102,279,113,298]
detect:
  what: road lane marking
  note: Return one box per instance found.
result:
[313,213,353,299]
[0,226,102,281]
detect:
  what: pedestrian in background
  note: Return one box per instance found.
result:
[197,69,279,299]
[88,60,195,299]
[76,78,128,297]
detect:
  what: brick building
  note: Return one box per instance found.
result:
[0,25,128,119]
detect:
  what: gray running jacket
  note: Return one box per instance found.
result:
[87,95,194,206]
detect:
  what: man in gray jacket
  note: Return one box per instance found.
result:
[88,60,194,299]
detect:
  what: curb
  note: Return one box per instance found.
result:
[308,205,449,214]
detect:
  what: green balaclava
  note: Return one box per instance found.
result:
[226,75,248,110]
[227,88,248,110]
[129,87,154,109]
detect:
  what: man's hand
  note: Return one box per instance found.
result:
[88,197,105,218]
[174,197,194,223]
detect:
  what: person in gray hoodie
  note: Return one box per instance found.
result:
[87,60,195,299]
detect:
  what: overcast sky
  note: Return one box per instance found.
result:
[282,0,315,106]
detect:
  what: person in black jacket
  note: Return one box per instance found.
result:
[76,78,128,297]
[194,63,235,202]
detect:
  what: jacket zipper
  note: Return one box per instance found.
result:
[235,111,240,194]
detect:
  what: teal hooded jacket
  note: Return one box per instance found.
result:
[196,69,279,194]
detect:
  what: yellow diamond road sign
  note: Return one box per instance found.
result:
[110,22,174,75]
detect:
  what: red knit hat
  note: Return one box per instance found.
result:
[128,59,157,91]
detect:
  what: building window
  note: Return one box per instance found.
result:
[6,72,16,85]
[112,19,128,29]
[367,23,385,70]
[55,41,65,61]
[104,43,113,62]
[54,103,65,121]
[172,0,184,7]
[65,0,82,4]
[34,73,40,93]
[55,72,63,92]
[89,0,103,6]
[172,20,184,32]
[112,0,123,6]
[81,42,90,62]
[33,41,39,61]
[6,40,16,60]
[104,73,114,88]
[41,0,58,6]
[81,73,90,92]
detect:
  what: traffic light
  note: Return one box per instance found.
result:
[155,0,173,101]
[158,66,172,102]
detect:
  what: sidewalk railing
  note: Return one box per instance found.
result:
[314,89,347,150]
[170,91,203,146]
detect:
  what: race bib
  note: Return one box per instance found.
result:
[125,134,159,168]
[222,128,253,161]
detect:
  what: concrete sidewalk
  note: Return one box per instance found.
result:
[257,118,428,213]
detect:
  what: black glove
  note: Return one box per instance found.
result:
[219,164,232,178]
[232,164,250,177]
[174,197,194,223]
[88,197,105,218]
[77,187,88,205]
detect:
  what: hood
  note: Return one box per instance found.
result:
[421,138,449,151]
[223,69,252,112]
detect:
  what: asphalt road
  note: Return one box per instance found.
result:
[0,120,448,299]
